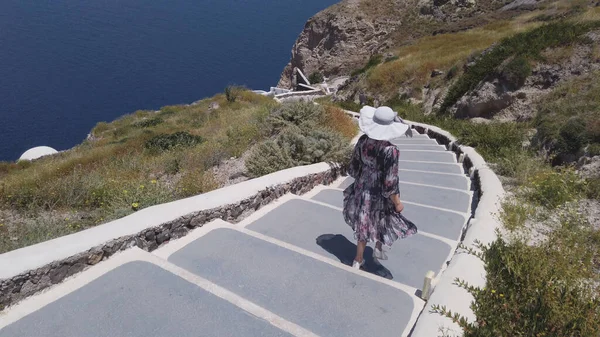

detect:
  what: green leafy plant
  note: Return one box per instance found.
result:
[308,72,324,84]
[144,132,204,153]
[433,225,600,337]
[524,167,584,209]
[134,117,163,128]
[500,56,531,90]
[267,101,324,134]
[225,85,245,103]
[246,127,351,177]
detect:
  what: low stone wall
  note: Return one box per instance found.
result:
[408,122,506,337]
[274,89,325,102]
[0,164,343,311]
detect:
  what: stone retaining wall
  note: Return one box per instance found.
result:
[0,166,343,311]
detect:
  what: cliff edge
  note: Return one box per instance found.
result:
[277,0,516,88]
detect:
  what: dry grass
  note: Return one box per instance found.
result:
[0,91,275,253]
[322,105,358,140]
[580,5,600,22]
[367,17,541,97]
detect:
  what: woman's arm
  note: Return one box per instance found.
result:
[390,194,404,213]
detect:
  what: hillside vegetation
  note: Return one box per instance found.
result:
[316,1,600,335]
[0,92,355,253]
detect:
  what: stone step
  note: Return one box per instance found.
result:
[398,182,471,213]
[167,227,416,337]
[391,139,440,146]
[309,189,468,240]
[397,170,470,190]
[395,144,447,151]
[0,260,291,337]
[394,133,429,139]
[398,160,463,174]
[337,169,469,191]
[245,198,454,288]
[399,150,457,163]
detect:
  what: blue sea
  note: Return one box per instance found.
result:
[0,0,338,161]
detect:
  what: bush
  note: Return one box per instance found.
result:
[445,65,459,80]
[246,127,351,177]
[134,117,163,128]
[534,72,600,163]
[384,55,399,63]
[267,101,324,134]
[500,56,531,90]
[556,116,587,157]
[585,177,600,200]
[144,132,204,153]
[587,143,600,157]
[308,72,324,84]
[434,216,600,337]
[524,168,584,209]
[225,85,244,103]
[176,169,218,197]
[245,139,295,177]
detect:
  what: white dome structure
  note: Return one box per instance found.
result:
[19,146,58,161]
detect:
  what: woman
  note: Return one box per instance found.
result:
[343,106,418,269]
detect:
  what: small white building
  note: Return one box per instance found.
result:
[19,146,58,161]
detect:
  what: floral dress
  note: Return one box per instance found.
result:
[343,134,418,247]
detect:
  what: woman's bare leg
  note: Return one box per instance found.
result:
[355,240,367,263]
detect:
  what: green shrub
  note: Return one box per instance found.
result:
[585,177,600,200]
[246,127,351,177]
[500,56,531,90]
[134,117,163,128]
[441,21,600,112]
[267,102,324,134]
[245,139,295,177]
[144,132,204,153]
[534,72,600,163]
[524,168,584,209]
[225,85,245,103]
[308,72,324,84]
[556,116,587,156]
[587,143,600,157]
[176,169,218,197]
[434,216,600,337]
[445,65,459,80]
[384,55,399,63]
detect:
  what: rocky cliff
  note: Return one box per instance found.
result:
[278,0,517,88]
[277,0,402,88]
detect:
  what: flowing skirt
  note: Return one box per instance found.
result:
[343,182,418,247]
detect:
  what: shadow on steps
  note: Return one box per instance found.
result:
[316,234,394,280]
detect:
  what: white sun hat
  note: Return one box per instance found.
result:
[358,106,411,141]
